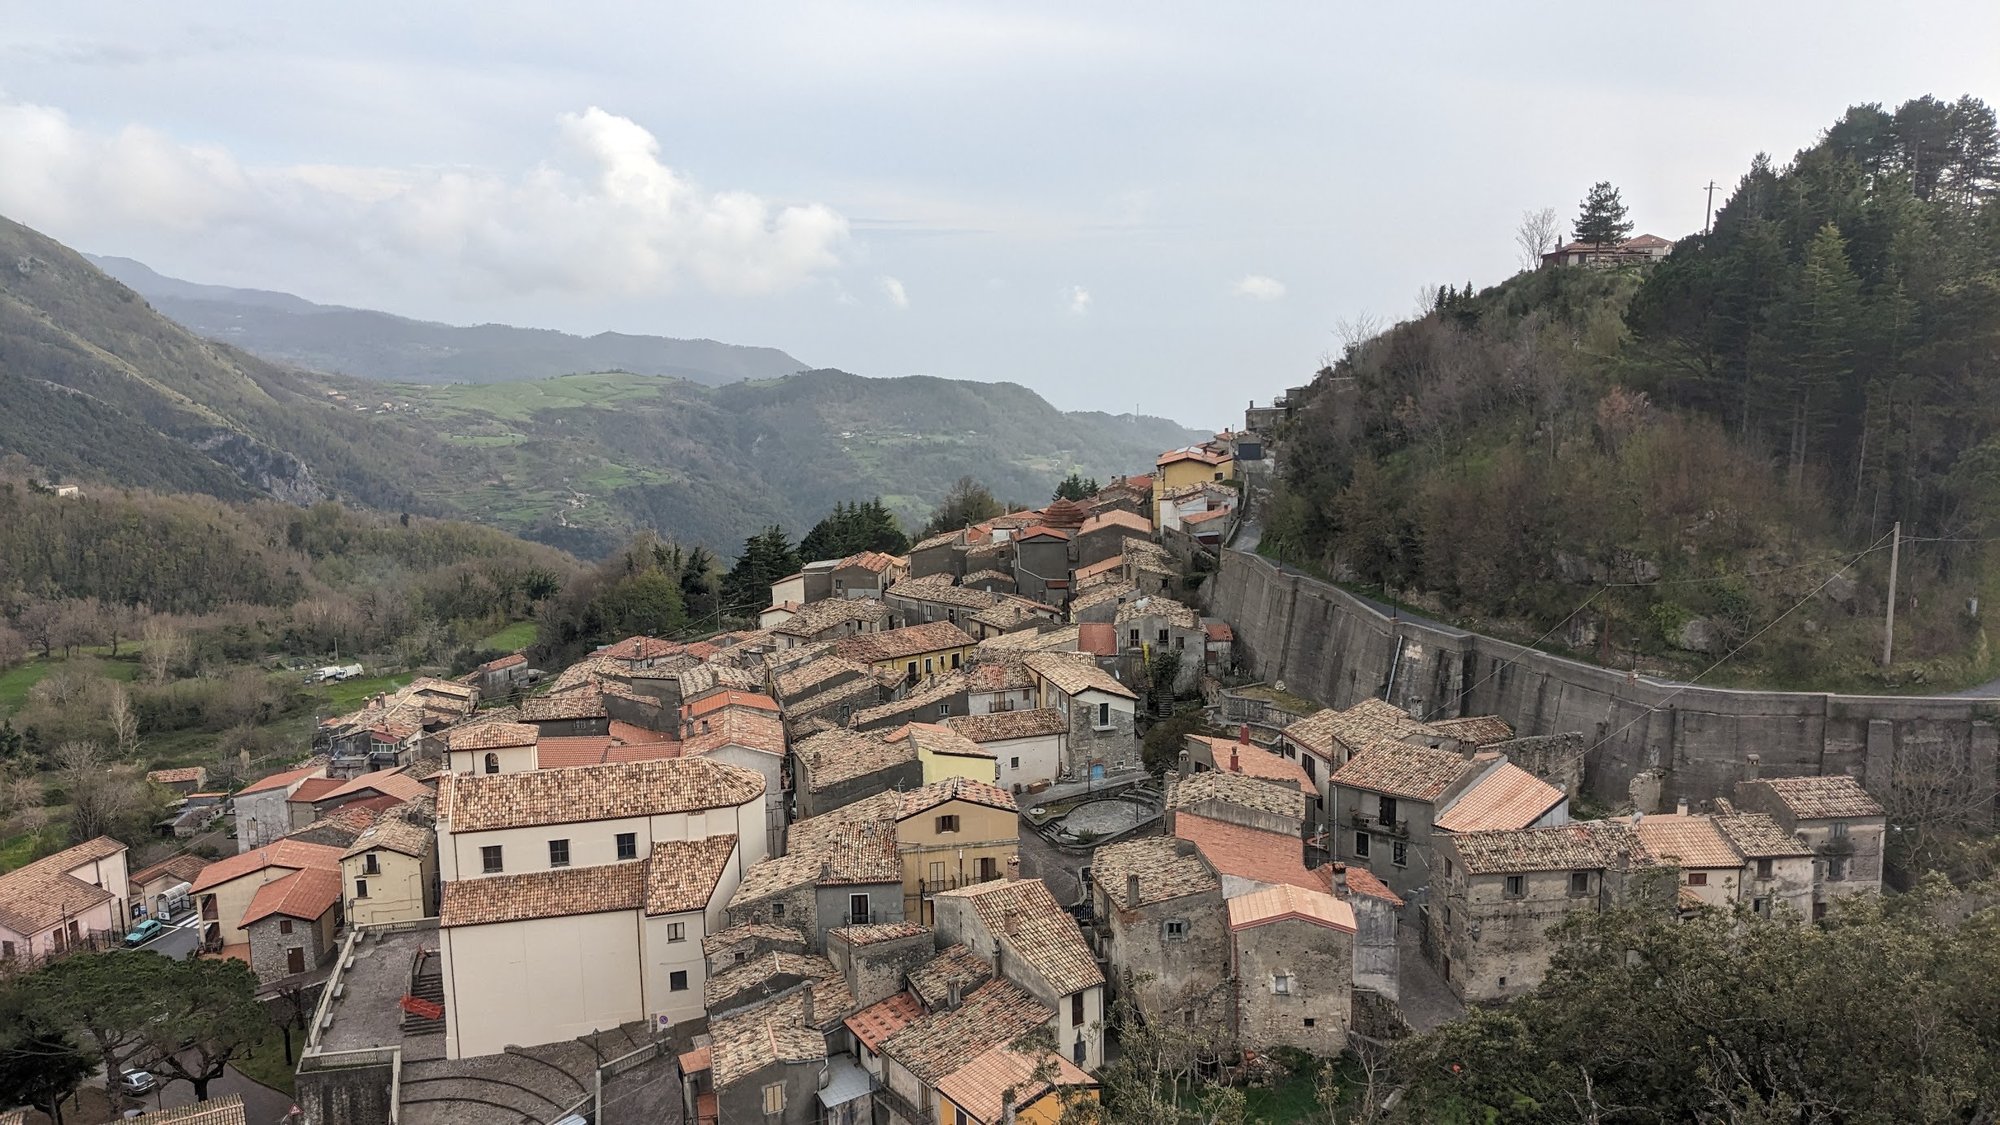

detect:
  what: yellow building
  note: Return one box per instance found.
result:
[1155,444,1235,492]
[894,722,999,786]
[340,813,438,926]
[935,1044,1098,1124]
[896,777,1019,924]
[834,621,979,684]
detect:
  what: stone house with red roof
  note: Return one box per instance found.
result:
[1732,772,1887,913]
[830,551,905,600]
[191,838,344,953]
[932,870,1107,1070]
[232,760,330,852]
[244,866,344,982]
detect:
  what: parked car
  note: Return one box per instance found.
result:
[117,1069,157,1096]
[123,919,167,947]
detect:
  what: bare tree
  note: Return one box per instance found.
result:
[1883,737,1994,876]
[1334,312,1385,365]
[1515,206,1561,269]
[0,624,26,670]
[55,741,144,843]
[106,683,141,757]
[18,601,59,659]
[140,619,190,685]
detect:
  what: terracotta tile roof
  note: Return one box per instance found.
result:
[440,757,764,832]
[845,992,924,1051]
[946,708,1067,743]
[1712,813,1814,859]
[1023,652,1135,700]
[682,707,787,759]
[1077,510,1152,538]
[1435,762,1565,832]
[645,835,738,915]
[676,662,763,698]
[1284,698,1444,759]
[1092,837,1221,910]
[833,621,977,665]
[1168,770,1309,822]
[126,1095,247,1125]
[476,652,528,674]
[319,767,431,805]
[978,625,1080,654]
[241,866,342,925]
[1121,539,1176,573]
[1076,622,1118,656]
[937,876,1102,996]
[774,597,892,638]
[1015,525,1072,542]
[1174,814,1324,893]
[970,600,1050,633]
[965,660,1034,692]
[702,922,809,957]
[851,672,968,727]
[775,655,870,701]
[1449,821,1656,876]
[1428,715,1516,745]
[678,1045,711,1074]
[1329,741,1472,801]
[960,569,1014,587]
[899,776,1017,817]
[882,978,1053,1083]
[286,777,343,805]
[191,840,342,893]
[733,795,903,903]
[1067,582,1139,617]
[1157,446,1231,467]
[598,635,683,661]
[521,685,609,722]
[1205,622,1234,641]
[1227,883,1356,933]
[907,943,994,1008]
[706,951,853,1015]
[829,921,929,947]
[1190,735,1313,793]
[130,854,209,892]
[888,580,1002,611]
[913,529,967,552]
[795,728,916,791]
[238,762,325,795]
[1630,814,1744,869]
[538,735,653,769]
[147,766,206,785]
[406,676,477,700]
[836,550,900,574]
[1111,596,1198,630]
[440,860,648,927]
[891,721,994,760]
[1754,775,1885,820]
[938,1045,1096,1122]
[783,674,887,726]
[445,721,540,752]
[708,989,828,1088]
[1333,864,1404,907]
[1072,554,1128,582]
[0,836,126,935]
[341,814,433,860]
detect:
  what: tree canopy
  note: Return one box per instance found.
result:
[721,526,801,618]
[1054,474,1101,502]
[921,476,1007,538]
[798,499,910,561]
[1572,181,1633,246]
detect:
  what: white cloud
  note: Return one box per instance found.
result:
[880,275,908,309]
[1064,285,1092,315]
[1232,274,1287,301]
[0,100,848,298]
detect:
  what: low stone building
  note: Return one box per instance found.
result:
[1090,837,1231,1033]
[1733,773,1887,914]
[1227,884,1355,1055]
[826,922,935,1009]
[791,728,922,819]
[244,867,344,982]
[933,871,1107,1070]
[1113,596,1203,693]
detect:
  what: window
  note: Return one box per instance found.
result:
[355,879,369,899]
[616,832,637,861]
[278,919,294,935]
[850,893,870,924]
[1828,857,1847,881]
[1686,872,1707,886]
[924,657,935,675]
[666,922,686,942]
[1272,974,1293,996]
[771,902,785,920]
[1569,871,1590,896]
[670,970,689,992]
[936,814,960,834]
[1156,628,1169,644]
[1128,629,1140,646]
[1354,832,1370,858]
[1096,701,1110,727]
[549,839,570,868]
[978,856,1000,881]
[1504,875,1525,898]
[1071,992,1085,1026]
[1010,756,1021,769]
[1830,821,1849,840]
[483,752,499,775]
[1753,896,1771,917]
[955,1110,970,1125]
[1163,919,1187,942]
[762,1083,785,1114]
[1378,797,1398,826]
[1756,858,1774,880]
[480,845,504,873]
[735,950,748,963]
[951,653,962,669]
[1303,1017,1316,1028]
[929,861,945,885]
[936,702,950,718]
[363,853,381,876]
[1444,858,1454,879]
[906,661,919,681]
[1174,635,1185,651]
[1392,841,1408,867]
[1302,755,1316,781]
[0,940,12,959]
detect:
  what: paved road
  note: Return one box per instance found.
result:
[130,915,202,961]
[127,1066,296,1123]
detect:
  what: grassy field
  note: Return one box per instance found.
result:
[0,651,141,716]
[312,672,413,713]
[0,826,66,873]
[233,1024,300,1096]
[478,622,538,652]
[410,371,669,422]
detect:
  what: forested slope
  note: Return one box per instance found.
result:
[1266,95,2000,690]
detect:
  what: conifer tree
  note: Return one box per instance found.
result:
[1574,181,1634,246]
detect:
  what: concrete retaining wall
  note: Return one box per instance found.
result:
[1208,549,2000,816]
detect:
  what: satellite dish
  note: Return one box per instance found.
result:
[1274,680,1287,693]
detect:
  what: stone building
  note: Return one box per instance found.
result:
[243,867,344,982]
[1089,837,1231,1033]
[1733,773,1887,914]
[1022,652,1139,780]
[933,870,1107,1070]
[1628,807,1813,917]
[1227,884,1355,1054]
[1113,596,1203,693]
[791,727,922,819]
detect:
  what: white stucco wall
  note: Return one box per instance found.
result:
[442,909,646,1058]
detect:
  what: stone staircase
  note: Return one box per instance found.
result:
[400,957,446,1037]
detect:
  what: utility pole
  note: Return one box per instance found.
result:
[1881,521,1901,668]
[1703,181,1720,235]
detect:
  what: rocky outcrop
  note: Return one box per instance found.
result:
[192,429,325,506]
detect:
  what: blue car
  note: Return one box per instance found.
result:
[124,919,167,947]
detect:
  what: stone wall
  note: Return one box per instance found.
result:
[1209,549,2000,814]
[827,928,932,1009]
[1232,916,1352,1055]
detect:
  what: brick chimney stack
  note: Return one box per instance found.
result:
[1126,873,1142,910]
[1006,855,1021,881]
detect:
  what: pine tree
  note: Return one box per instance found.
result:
[1573,181,1634,246]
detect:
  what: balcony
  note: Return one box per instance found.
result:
[1350,813,1410,839]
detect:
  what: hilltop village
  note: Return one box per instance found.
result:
[0,398,1896,1125]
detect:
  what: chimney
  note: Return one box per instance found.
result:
[946,981,962,1010]
[1004,907,1021,935]
[1006,855,1021,882]
[820,861,832,882]
[1331,862,1349,893]
[1229,746,1241,773]
[801,984,814,1029]
[1177,749,1191,778]
[1002,1086,1018,1125]
[1238,724,1250,745]
[1126,873,1142,909]
[1743,753,1761,782]
[1675,797,1689,816]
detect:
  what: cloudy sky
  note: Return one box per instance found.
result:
[3,3,1994,427]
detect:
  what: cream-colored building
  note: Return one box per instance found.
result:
[433,757,768,1058]
[443,720,540,776]
[190,839,344,950]
[0,837,129,960]
[341,813,437,927]
[894,722,999,786]
[897,778,1019,924]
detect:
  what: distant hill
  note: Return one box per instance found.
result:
[5,217,1205,557]
[86,254,810,387]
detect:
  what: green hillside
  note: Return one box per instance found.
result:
[1265,94,2000,692]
